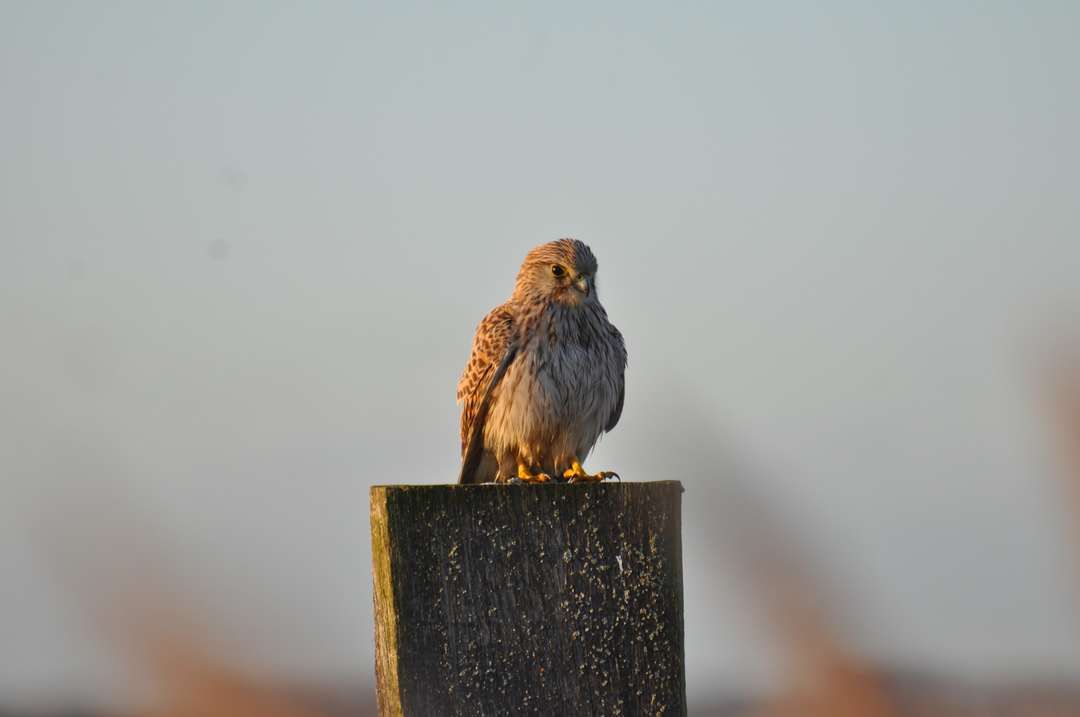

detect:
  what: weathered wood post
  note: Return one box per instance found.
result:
[370,481,686,716]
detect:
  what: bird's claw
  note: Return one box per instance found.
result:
[510,472,552,484]
[564,469,620,483]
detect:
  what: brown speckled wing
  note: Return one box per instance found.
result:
[457,303,516,455]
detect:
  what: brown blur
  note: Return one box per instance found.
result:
[729,366,1080,716]
[127,639,330,717]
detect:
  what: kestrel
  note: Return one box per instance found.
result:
[457,239,627,484]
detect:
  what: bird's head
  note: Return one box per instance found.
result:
[512,238,599,307]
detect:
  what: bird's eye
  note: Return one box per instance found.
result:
[551,265,565,277]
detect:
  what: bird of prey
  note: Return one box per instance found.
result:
[457,239,627,484]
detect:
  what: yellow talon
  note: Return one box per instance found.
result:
[562,458,619,483]
[514,463,551,484]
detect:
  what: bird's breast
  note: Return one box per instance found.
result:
[482,304,620,458]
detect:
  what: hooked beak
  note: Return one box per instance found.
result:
[575,276,591,296]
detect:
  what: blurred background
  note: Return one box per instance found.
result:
[3,2,1080,714]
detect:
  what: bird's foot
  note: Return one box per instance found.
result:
[509,463,552,484]
[563,459,620,483]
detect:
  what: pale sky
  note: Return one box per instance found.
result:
[3,1,1080,708]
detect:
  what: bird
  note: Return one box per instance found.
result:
[457,238,627,484]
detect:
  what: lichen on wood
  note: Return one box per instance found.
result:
[370,481,686,716]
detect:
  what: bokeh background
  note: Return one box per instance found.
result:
[3,2,1080,714]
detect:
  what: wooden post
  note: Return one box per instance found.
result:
[370,481,686,716]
